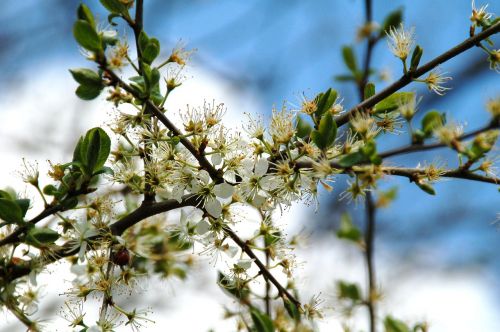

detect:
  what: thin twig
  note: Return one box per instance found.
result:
[223,226,302,309]
[379,121,499,159]
[336,21,500,126]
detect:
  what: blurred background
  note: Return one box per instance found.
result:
[0,0,499,331]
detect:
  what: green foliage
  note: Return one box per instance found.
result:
[336,213,363,244]
[384,316,411,332]
[73,127,111,176]
[314,88,338,118]
[73,20,102,53]
[295,115,313,139]
[251,308,275,332]
[410,45,423,72]
[99,0,129,16]
[311,113,337,150]
[415,182,436,195]
[0,197,23,225]
[374,92,415,113]
[364,82,376,100]
[77,4,96,28]
[25,227,60,246]
[342,46,358,73]
[381,8,403,35]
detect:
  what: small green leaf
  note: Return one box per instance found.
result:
[70,68,102,86]
[342,46,358,73]
[410,45,423,72]
[43,184,59,196]
[314,88,338,117]
[336,213,362,243]
[337,280,362,302]
[138,31,150,53]
[15,199,30,218]
[84,128,111,173]
[338,151,366,168]
[73,20,102,52]
[99,0,128,16]
[143,38,161,65]
[374,92,415,113]
[364,82,376,100]
[381,8,403,35]
[217,272,250,301]
[283,298,301,322]
[384,316,411,332]
[77,4,95,28]
[250,308,275,332]
[421,110,445,136]
[295,115,313,139]
[0,198,23,224]
[415,182,436,195]
[312,113,337,150]
[25,227,59,246]
[76,85,103,100]
[334,74,356,82]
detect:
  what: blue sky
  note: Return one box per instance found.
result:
[0,0,499,330]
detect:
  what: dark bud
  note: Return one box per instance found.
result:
[112,247,131,267]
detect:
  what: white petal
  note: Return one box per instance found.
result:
[255,158,269,177]
[78,242,87,262]
[199,170,211,184]
[205,198,222,218]
[236,259,254,270]
[211,153,223,166]
[214,182,234,199]
[195,219,211,235]
[225,245,239,258]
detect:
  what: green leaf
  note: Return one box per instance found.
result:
[342,46,358,73]
[99,0,128,16]
[314,88,338,117]
[384,316,411,332]
[0,198,23,224]
[25,227,59,246]
[410,45,423,72]
[250,308,275,332]
[381,8,403,35]
[15,199,30,218]
[0,190,13,200]
[217,272,250,301]
[76,84,103,100]
[70,68,102,86]
[334,74,356,82]
[138,31,150,53]
[73,137,85,164]
[43,184,59,196]
[415,182,436,195]
[77,4,95,28]
[143,38,160,65]
[337,280,362,302]
[374,92,415,113]
[364,82,376,100]
[338,151,366,168]
[421,110,445,136]
[312,113,337,150]
[295,115,312,139]
[283,298,301,322]
[73,20,102,52]
[84,128,111,173]
[336,213,362,243]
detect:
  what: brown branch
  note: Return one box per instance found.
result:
[0,195,197,283]
[381,166,499,184]
[336,21,500,127]
[223,225,302,309]
[104,69,222,182]
[379,121,499,159]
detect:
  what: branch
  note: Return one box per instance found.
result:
[336,21,500,126]
[0,204,65,247]
[223,225,302,309]
[0,195,197,283]
[381,166,499,185]
[104,69,222,182]
[379,121,499,159]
